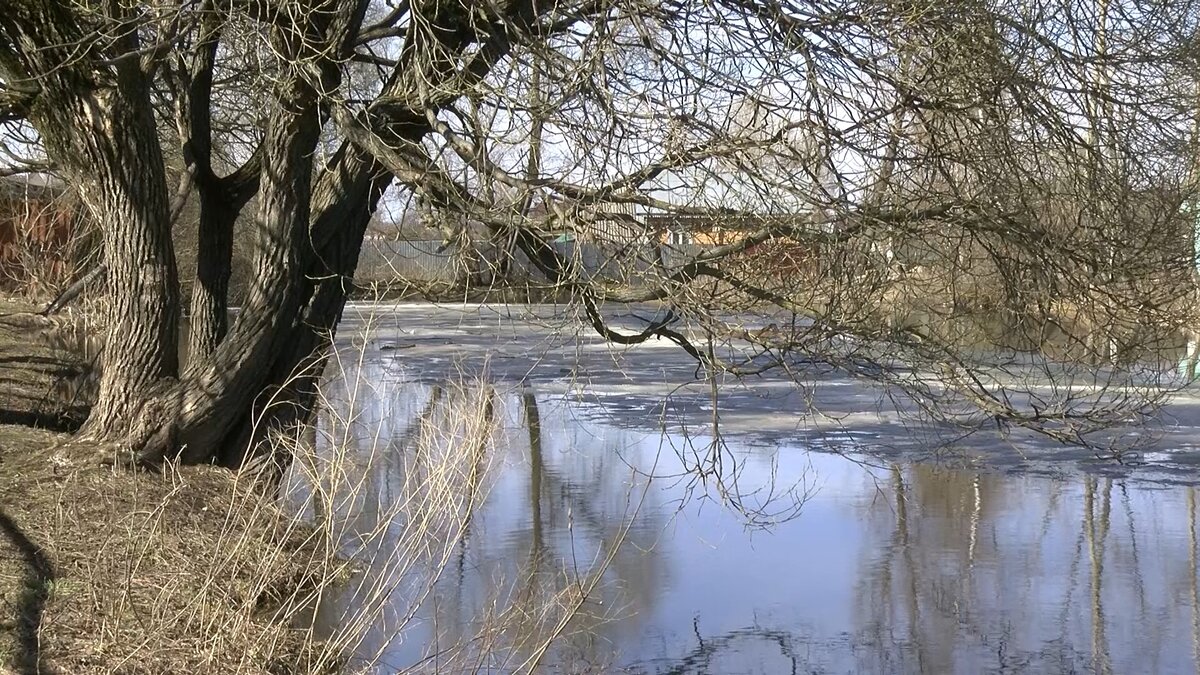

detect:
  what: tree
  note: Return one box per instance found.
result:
[0,0,1196,471]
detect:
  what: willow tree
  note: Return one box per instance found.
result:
[0,0,1196,470]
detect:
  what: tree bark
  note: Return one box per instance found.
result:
[73,104,181,440]
[217,150,392,469]
[56,88,179,438]
[187,190,236,361]
[2,2,181,444]
[187,163,260,362]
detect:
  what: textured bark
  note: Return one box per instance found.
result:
[0,2,346,460]
[217,151,391,469]
[70,92,181,442]
[187,166,259,361]
[188,191,236,361]
[0,3,181,441]
[81,100,180,407]
[176,0,485,467]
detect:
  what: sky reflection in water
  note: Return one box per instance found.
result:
[289,347,1200,674]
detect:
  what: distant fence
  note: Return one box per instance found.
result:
[355,239,456,283]
[355,238,703,285]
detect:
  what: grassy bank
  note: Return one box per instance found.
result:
[0,300,97,431]
[0,425,339,674]
[350,279,577,305]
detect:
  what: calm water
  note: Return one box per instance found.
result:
[287,306,1200,674]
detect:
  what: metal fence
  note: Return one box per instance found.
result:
[355,239,456,283]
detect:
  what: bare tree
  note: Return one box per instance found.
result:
[0,0,1196,470]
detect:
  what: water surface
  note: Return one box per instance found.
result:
[290,305,1200,674]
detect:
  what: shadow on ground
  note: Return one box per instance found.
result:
[0,508,55,674]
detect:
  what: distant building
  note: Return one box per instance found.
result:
[0,173,81,291]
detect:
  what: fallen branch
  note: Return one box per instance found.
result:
[41,264,106,316]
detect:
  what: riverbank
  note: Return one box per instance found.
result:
[0,424,340,674]
[350,278,577,304]
[0,300,352,674]
[0,300,97,431]
[1,295,1196,672]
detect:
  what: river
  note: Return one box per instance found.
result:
[284,304,1200,674]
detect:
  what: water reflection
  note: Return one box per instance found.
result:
[292,356,1200,674]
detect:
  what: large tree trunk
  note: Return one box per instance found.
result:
[4,2,180,445]
[162,56,327,459]
[54,84,179,441]
[151,5,382,467]
[187,190,236,362]
[81,111,180,436]
[217,153,391,469]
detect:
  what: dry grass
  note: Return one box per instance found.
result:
[0,426,334,674]
[350,279,575,305]
[0,300,98,430]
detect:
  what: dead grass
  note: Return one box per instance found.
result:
[0,426,335,674]
[351,279,576,305]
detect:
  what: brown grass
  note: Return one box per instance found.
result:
[0,300,97,431]
[0,426,338,674]
[350,279,576,305]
